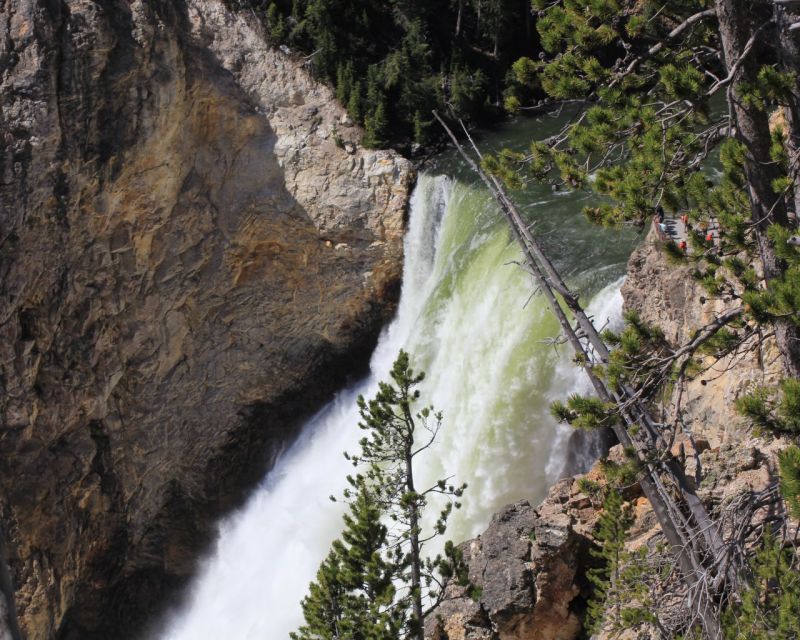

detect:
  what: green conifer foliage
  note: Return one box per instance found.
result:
[778,445,800,520]
[294,351,470,640]
[492,0,800,376]
[601,311,670,395]
[550,394,617,431]
[584,484,671,638]
[257,0,534,146]
[735,378,800,434]
[449,65,490,123]
[412,111,428,146]
[266,3,287,43]
[363,102,390,149]
[347,82,364,124]
[722,532,800,639]
[585,489,635,635]
[335,62,354,106]
[291,488,400,640]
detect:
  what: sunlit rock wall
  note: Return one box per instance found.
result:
[0,1,413,637]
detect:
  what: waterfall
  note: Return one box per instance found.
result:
[157,172,630,640]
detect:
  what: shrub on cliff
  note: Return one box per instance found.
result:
[585,489,634,635]
[735,378,800,434]
[779,445,800,520]
[722,532,800,639]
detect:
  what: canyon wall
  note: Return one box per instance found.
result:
[426,228,790,639]
[0,1,413,638]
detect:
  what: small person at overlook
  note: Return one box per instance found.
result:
[654,205,667,239]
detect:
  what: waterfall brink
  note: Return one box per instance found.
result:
[157,173,629,640]
[158,175,451,640]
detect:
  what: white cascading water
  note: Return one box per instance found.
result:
[158,173,627,640]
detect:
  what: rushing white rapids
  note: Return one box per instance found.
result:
[158,172,629,640]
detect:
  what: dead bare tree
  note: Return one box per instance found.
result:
[433,111,752,639]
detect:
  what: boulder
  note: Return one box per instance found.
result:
[427,493,594,640]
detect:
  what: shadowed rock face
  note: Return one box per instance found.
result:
[0,1,413,638]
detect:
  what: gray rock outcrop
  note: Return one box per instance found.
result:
[426,494,595,640]
[0,1,413,638]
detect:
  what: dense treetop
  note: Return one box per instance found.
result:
[231,0,536,147]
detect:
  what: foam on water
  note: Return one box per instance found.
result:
[158,173,629,640]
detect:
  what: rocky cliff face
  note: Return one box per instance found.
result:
[623,229,785,446]
[0,1,413,638]
[427,228,791,639]
[425,492,597,640]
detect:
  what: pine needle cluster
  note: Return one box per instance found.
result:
[293,351,471,640]
[722,532,800,639]
[517,6,800,637]
[735,378,800,434]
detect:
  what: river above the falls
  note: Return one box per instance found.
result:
[156,114,640,640]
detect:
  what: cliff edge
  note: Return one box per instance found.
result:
[0,1,413,638]
[426,228,793,639]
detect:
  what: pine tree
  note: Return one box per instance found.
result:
[335,61,354,106]
[347,82,364,124]
[363,102,389,149]
[489,0,800,377]
[722,532,800,639]
[350,351,468,639]
[294,351,469,640]
[291,487,400,640]
[413,111,428,146]
[582,485,668,638]
[448,64,489,123]
[779,445,800,520]
[585,489,635,635]
[266,3,285,42]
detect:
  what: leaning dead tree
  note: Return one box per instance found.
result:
[434,112,746,640]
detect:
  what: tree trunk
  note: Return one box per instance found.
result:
[434,112,728,639]
[716,0,800,378]
[774,3,800,223]
[403,427,424,640]
[455,0,463,38]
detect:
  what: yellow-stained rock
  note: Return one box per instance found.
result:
[0,1,413,638]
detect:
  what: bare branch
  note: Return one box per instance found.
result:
[617,9,717,82]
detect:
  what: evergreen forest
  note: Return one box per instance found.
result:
[229,0,538,147]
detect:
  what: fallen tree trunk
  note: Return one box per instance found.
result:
[433,111,742,639]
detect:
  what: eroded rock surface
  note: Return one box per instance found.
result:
[426,494,595,640]
[622,228,784,444]
[0,1,413,638]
